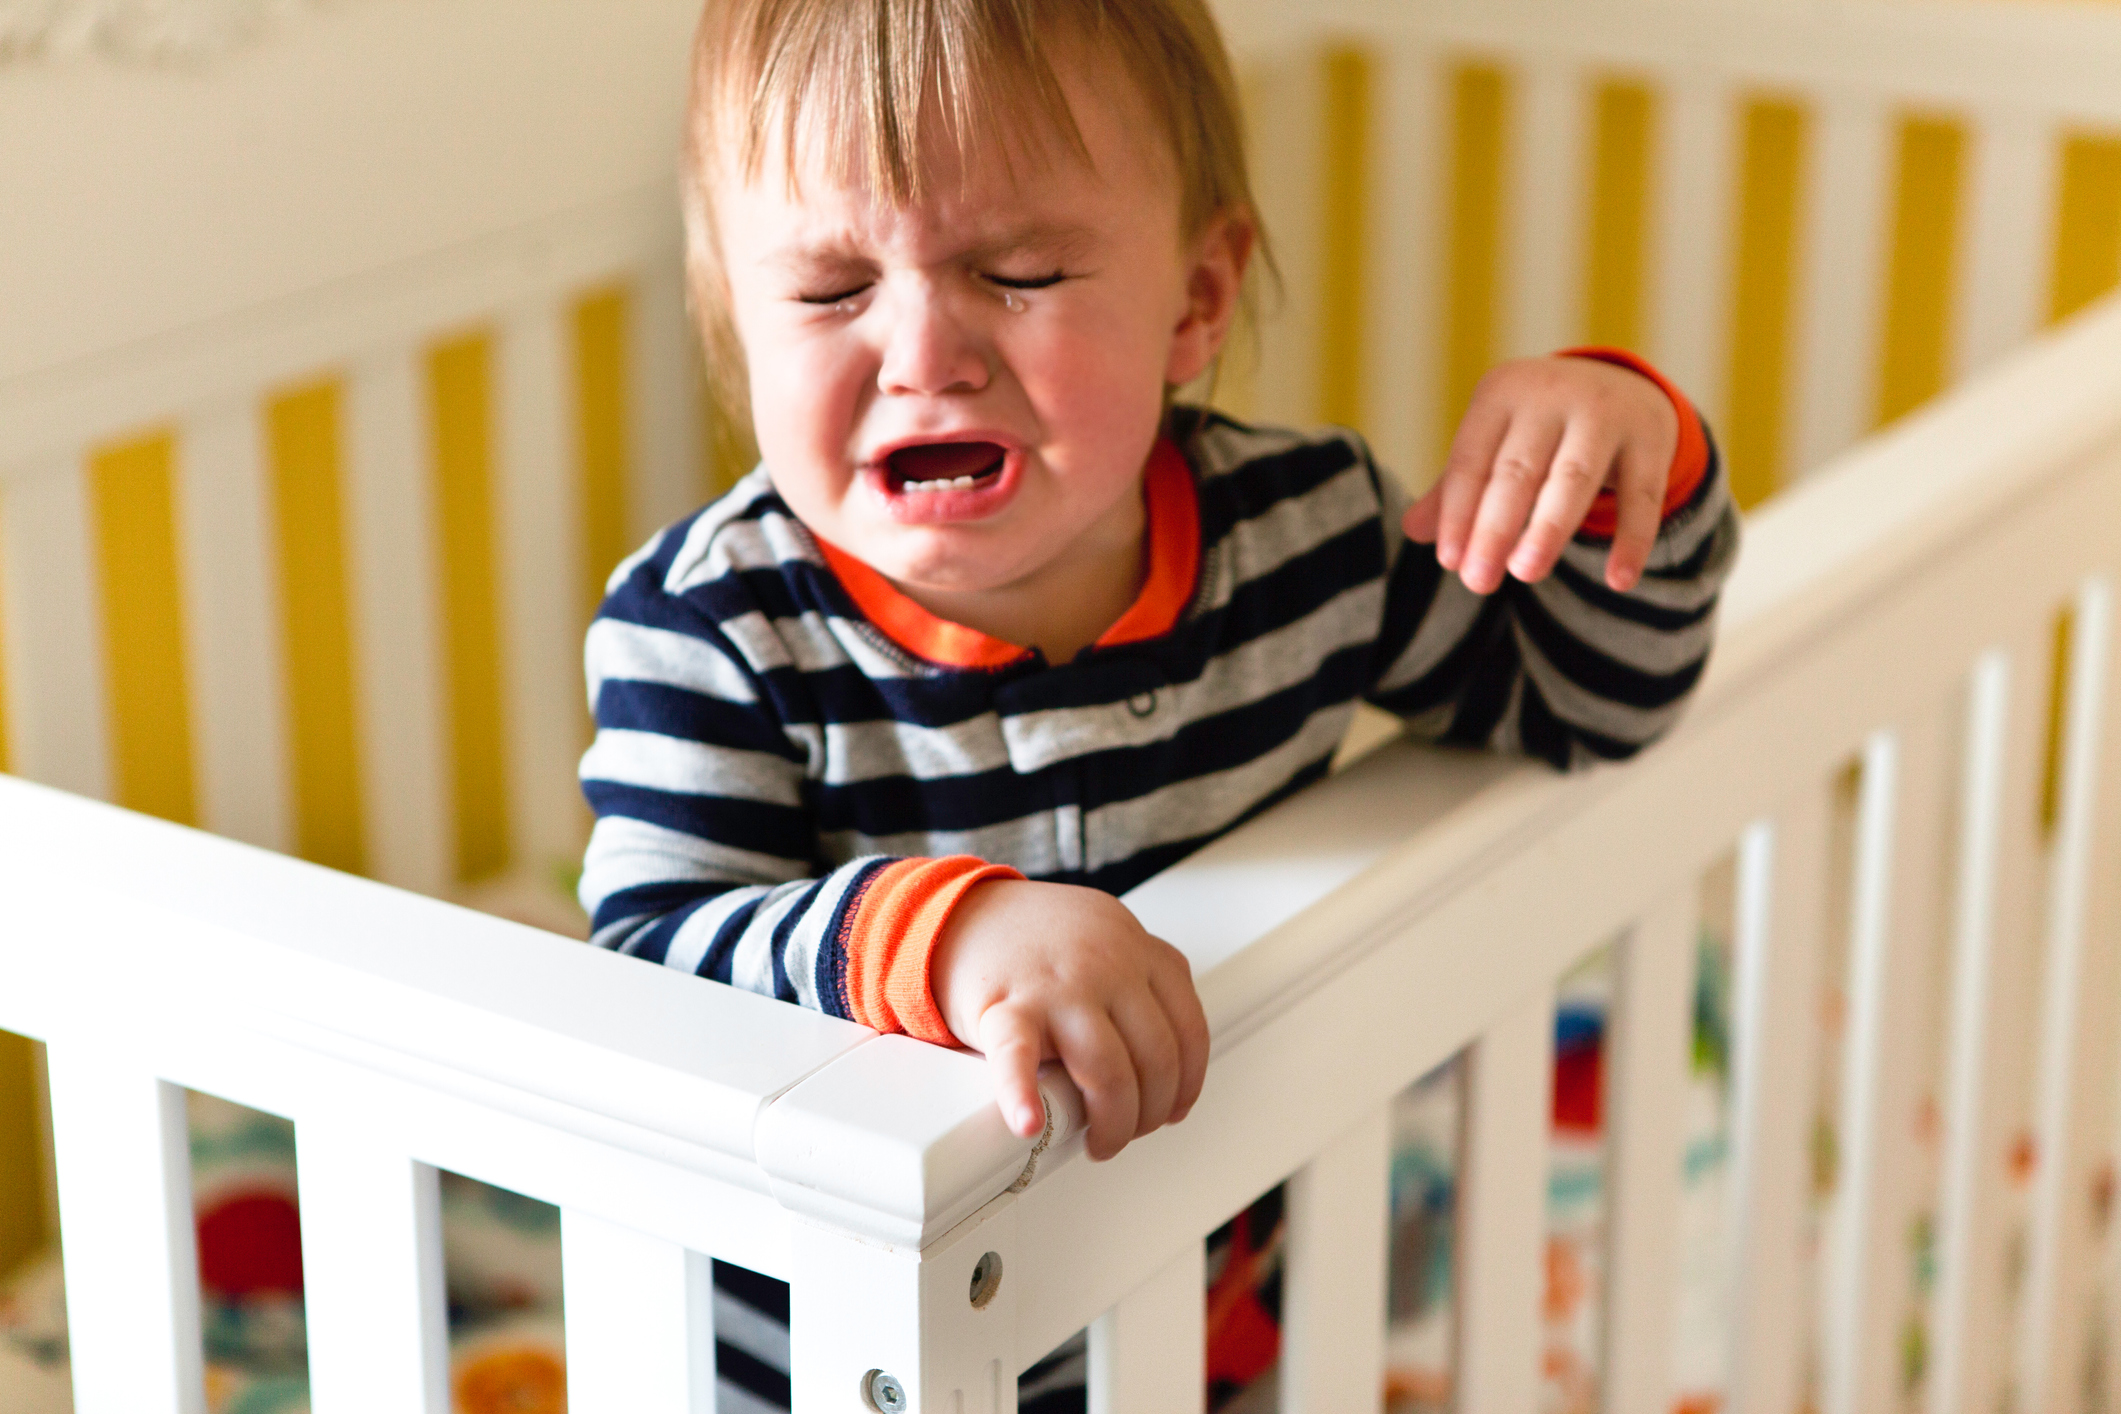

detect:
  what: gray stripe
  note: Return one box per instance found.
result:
[712,1287,790,1369]
[822,812,1066,878]
[1371,574,1487,697]
[819,714,1012,787]
[581,731,802,807]
[1083,700,1354,870]
[731,881,810,995]
[579,816,808,915]
[1526,575,1717,677]
[664,886,774,976]
[782,867,857,1009]
[585,618,755,704]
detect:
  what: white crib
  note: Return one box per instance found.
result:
[4,1,2121,1411]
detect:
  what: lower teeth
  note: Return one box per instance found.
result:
[901,474,984,492]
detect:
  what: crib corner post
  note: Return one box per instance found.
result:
[789,1195,1022,1414]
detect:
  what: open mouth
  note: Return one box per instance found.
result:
[884,441,1008,494]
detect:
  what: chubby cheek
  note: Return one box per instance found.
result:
[746,329,870,507]
[1013,310,1168,471]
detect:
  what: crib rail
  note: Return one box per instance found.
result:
[7,288,2121,1411]
[1219,0,2121,505]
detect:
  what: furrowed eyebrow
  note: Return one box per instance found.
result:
[960,222,1100,264]
[763,220,1102,277]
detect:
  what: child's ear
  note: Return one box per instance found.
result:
[1166,212,1255,388]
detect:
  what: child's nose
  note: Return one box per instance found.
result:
[877,287,991,398]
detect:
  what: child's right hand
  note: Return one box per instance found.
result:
[931,879,1210,1162]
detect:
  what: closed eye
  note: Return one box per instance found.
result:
[986,272,1068,290]
[798,284,872,306]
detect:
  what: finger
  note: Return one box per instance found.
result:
[1433,395,1512,572]
[1108,994,1182,1139]
[1506,416,1622,585]
[1459,415,1565,595]
[1605,437,1668,592]
[1403,483,1444,544]
[1150,953,1211,1124]
[1053,1010,1141,1162]
[976,1003,1050,1139]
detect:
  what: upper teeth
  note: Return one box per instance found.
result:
[901,475,983,492]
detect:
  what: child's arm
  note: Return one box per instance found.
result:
[1367,349,1739,766]
[579,526,1203,1161]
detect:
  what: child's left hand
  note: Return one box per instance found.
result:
[1404,355,1679,595]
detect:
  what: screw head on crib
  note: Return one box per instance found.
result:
[864,1369,909,1412]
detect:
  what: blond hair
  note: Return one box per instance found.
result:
[680,0,1270,429]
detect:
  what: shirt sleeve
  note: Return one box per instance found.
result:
[576,555,1017,1044]
[1362,357,1741,769]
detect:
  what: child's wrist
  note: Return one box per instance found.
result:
[843,857,1022,1045]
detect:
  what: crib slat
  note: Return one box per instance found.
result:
[1088,1239,1206,1414]
[2,460,114,801]
[1601,887,1698,1414]
[632,256,708,542]
[345,351,451,894]
[496,301,588,883]
[177,402,293,853]
[2016,579,2117,1412]
[1954,109,2057,381]
[1454,984,1552,1414]
[1726,794,1831,1414]
[561,1208,716,1413]
[1504,58,1587,359]
[1789,94,1891,478]
[1279,1106,1390,1414]
[43,1048,204,1414]
[1364,44,1444,483]
[1648,76,1737,426]
[1821,713,1952,1414]
[1930,637,2050,1414]
[296,1130,448,1414]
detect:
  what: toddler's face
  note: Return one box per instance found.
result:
[710,54,1239,606]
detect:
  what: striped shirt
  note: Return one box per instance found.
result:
[578,384,1739,1040]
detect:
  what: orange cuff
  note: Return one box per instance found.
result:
[842,856,1024,1045]
[1558,347,1710,539]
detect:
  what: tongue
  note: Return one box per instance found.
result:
[889,442,1005,484]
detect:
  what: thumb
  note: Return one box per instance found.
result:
[1404,485,1443,543]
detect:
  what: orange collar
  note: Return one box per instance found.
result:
[814,438,1200,669]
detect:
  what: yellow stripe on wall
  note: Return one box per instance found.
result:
[2048,134,2121,326]
[1442,63,1511,461]
[0,510,10,775]
[575,285,634,623]
[1317,46,1372,431]
[0,1030,47,1277]
[1583,80,1656,353]
[2042,605,2074,839]
[268,380,367,876]
[428,333,512,884]
[1723,100,1810,510]
[1875,117,1967,428]
[90,430,197,824]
